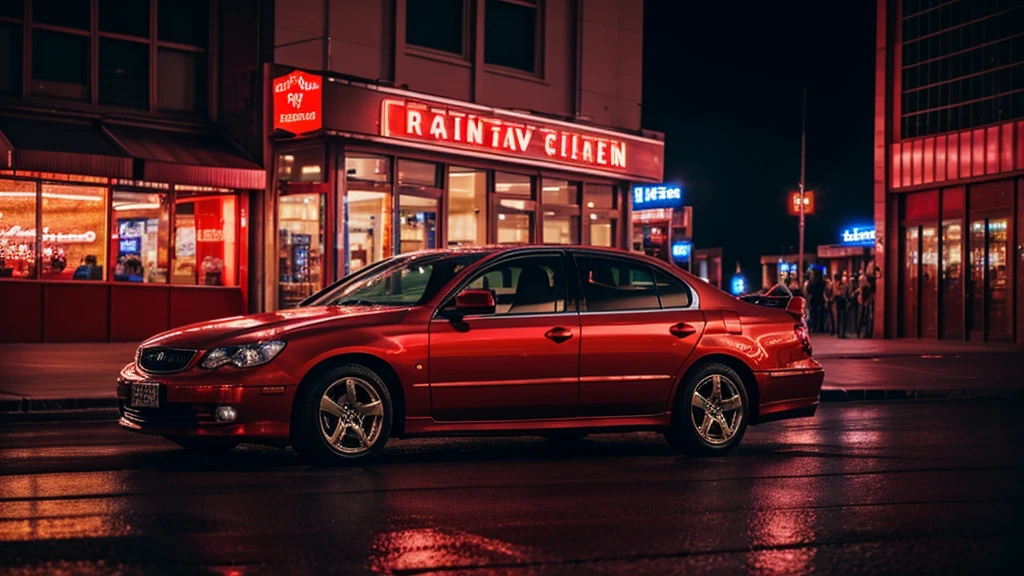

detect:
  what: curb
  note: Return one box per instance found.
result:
[1,407,120,423]
[819,388,1024,402]
[0,397,118,414]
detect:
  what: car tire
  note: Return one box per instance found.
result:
[291,363,393,465]
[540,430,589,442]
[665,362,749,457]
[164,436,239,452]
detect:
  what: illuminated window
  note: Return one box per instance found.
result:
[112,191,170,283]
[406,0,465,56]
[41,183,108,281]
[541,179,580,245]
[278,148,325,183]
[172,195,238,287]
[495,172,532,197]
[485,0,540,74]
[345,155,391,183]
[447,167,486,246]
[0,179,38,279]
[397,159,439,187]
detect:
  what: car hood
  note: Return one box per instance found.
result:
[141,306,410,349]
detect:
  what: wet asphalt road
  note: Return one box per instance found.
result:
[2,399,1023,575]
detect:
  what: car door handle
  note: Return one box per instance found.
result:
[669,322,698,338]
[544,327,574,343]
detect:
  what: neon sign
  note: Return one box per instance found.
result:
[632,184,682,210]
[273,70,323,135]
[841,226,876,245]
[671,241,692,261]
[381,98,632,173]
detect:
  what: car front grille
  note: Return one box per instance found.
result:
[120,403,217,427]
[137,347,197,374]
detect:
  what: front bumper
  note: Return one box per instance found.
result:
[116,364,296,442]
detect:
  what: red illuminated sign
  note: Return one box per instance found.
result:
[273,71,323,135]
[381,98,650,175]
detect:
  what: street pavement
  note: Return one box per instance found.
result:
[1,399,1021,574]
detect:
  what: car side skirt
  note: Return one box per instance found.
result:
[401,414,673,437]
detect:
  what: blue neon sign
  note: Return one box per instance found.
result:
[841,226,876,246]
[671,241,692,261]
[632,184,683,210]
[731,274,747,296]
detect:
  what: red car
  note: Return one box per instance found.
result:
[117,246,823,464]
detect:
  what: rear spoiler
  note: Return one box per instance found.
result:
[738,294,807,321]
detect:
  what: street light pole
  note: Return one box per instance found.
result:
[798,86,807,289]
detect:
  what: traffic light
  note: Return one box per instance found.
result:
[788,191,814,216]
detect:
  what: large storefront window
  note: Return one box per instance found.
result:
[0,179,37,278]
[112,191,170,283]
[399,195,438,253]
[278,193,325,308]
[447,167,486,246]
[346,155,392,273]
[41,183,108,280]
[496,173,535,244]
[541,179,580,245]
[172,195,238,286]
[278,148,324,183]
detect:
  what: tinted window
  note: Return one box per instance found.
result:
[158,0,208,46]
[99,37,149,108]
[309,253,485,307]
[406,0,464,55]
[654,269,693,308]
[100,0,150,37]
[484,0,537,73]
[577,255,660,312]
[33,0,90,29]
[459,254,568,315]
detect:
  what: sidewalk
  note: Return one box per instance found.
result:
[811,334,1024,359]
[1,338,1022,417]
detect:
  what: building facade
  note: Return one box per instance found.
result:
[0,0,663,342]
[874,0,1024,342]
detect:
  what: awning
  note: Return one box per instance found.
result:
[0,115,133,178]
[105,124,265,190]
[0,114,266,190]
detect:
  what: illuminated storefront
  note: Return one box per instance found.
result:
[0,121,264,342]
[817,226,877,279]
[628,184,690,269]
[265,67,666,311]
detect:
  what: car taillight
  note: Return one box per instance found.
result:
[794,324,813,356]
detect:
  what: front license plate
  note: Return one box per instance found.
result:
[131,383,160,408]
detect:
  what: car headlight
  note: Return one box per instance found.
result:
[200,341,286,369]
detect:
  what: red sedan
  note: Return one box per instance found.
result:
[117,246,823,464]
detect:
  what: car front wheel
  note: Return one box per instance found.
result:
[291,364,393,465]
[665,362,749,457]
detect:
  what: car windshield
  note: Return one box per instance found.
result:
[304,253,488,308]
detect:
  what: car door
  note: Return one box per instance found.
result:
[574,253,706,417]
[428,251,580,421]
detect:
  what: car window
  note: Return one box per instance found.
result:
[311,253,485,307]
[576,255,660,312]
[654,269,693,308]
[452,254,568,315]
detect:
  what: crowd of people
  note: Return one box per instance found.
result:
[785,266,880,339]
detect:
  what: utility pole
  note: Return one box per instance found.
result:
[798,86,807,289]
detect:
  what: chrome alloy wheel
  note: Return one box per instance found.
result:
[690,374,743,445]
[318,377,385,454]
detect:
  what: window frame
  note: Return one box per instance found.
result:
[403,0,471,61]
[433,249,576,319]
[570,251,700,314]
[483,0,544,78]
[0,0,214,117]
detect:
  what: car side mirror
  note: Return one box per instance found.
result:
[453,288,496,317]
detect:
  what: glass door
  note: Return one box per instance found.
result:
[278,193,326,309]
[902,227,919,338]
[920,226,938,338]
[968,219,986,339]
[986,218,1010,340]
[940,219,963,339]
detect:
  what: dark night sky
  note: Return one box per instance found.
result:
[642,0,877,285]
